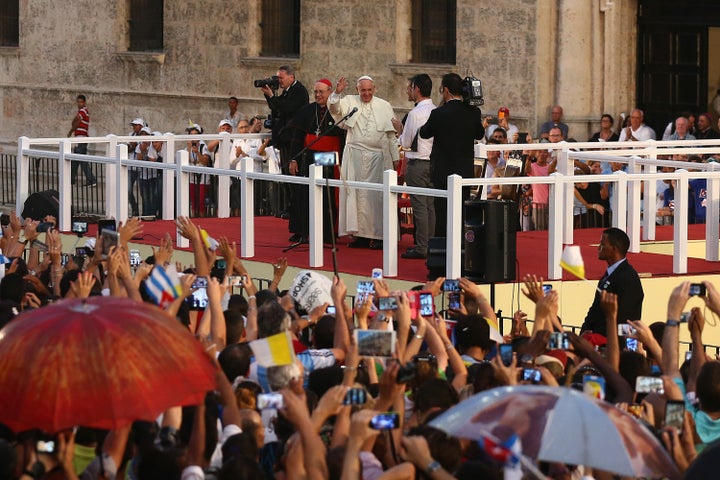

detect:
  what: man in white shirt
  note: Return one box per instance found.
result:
[398,74,436,259]
[619,109,656,142]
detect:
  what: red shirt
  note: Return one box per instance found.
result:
[75,106,89,137]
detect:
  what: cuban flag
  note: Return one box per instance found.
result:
[479,433,522,479]
[145,264,182,308]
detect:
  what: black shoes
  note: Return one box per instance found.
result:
[369,240,383,250]
[401,248,426,259]
[348,237,370,249]
[288,233,302,242]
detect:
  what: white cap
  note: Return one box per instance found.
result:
[130,118,146,126]
[140,126,152,135]
[218,119,233,129]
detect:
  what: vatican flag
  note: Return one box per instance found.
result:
[559,245,586,280]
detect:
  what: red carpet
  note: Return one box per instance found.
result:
[85,218,720,283]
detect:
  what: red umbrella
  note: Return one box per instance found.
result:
[0,296,217,433]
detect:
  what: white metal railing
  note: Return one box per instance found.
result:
[16,135,720,279]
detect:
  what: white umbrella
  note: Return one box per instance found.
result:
[429,385,680,479]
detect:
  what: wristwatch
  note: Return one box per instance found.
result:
[425,460,442,474]
[666,319,680,327]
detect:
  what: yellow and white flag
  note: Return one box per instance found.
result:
[560,245,586,280]
[249,331,296,367]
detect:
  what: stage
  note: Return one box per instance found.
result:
[85,216,720,284]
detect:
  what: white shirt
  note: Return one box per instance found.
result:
[399,98,436,160]
[619,124,656,142]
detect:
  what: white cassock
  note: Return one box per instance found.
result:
[328,93,399,240]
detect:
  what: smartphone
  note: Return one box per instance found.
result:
[36,438,56,454]
[517,132,528,144]
[192,276,208,289]
[61,253,69,267]
[448,292,461,310]
[343,388,367,406]
[523,368,541,383]
[443,279,460,292]
[617,324,637,337]
[548,332,569,350]
[418,292,434,317]
[378,296,398,311]
[354,329,396,357]
[36,221,54,233]
[685,350,693,361]
[313,151,339,166]
[98,219,117,233]
[100,229,119,257]
[371,268,383,279]
[357,280,375,295]
[635,376,664,394]
[214,259,227,270]
[499,344,513,367]
[186,288,208,310]
[542,284,553,295]
[129,249,141,267]
[75,247,89,257]
[326,305,336,315]
[583,375,606,400]
[625,338,638,352]
[227,275,244,287]
[0,214,9,226]
[689,283,706,296]
[71,221,88,234]
[369,412,400,430]
[664,400,685,430]
[257,393,284,410]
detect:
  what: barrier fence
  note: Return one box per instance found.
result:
[11,134,720,280]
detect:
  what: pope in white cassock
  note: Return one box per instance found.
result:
[328,75,399,250]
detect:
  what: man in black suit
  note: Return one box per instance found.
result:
[260,65,309,219]
[581,227,644,336]
[419,73,484,236]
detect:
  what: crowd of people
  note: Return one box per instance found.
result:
[66,69,720,260]
[0,214,718,479]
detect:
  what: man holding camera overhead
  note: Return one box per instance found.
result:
[259,66,309,219]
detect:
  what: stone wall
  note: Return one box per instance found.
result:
[0,0,638,150]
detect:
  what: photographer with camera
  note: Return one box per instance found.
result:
[258,66,309,219]
[419,73,484,237]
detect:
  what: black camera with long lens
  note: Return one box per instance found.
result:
[254,76,280,89]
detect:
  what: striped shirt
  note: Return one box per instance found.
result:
[75,106,89,137]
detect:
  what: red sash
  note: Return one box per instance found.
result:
[304,133,340,152]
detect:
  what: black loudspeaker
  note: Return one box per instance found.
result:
[22,190,60,220]
[463,200,517,283]
[425,237,451,280]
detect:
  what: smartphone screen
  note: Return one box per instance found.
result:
[378,296,398,310]
[664,400,685,430]
[98,219,117,233]
[370,412,400,430]
[343,388,367,405]
[499,344,513,367]
[523,368,541,383]
[635,376,664,394]
[448,292,461,310]
[689,283,706,296]
[257,393,284,410]
[443,279,460,292]
[357,280,375,295]
[418,292,434,317]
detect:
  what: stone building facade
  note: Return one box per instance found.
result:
[0,0,642,150]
